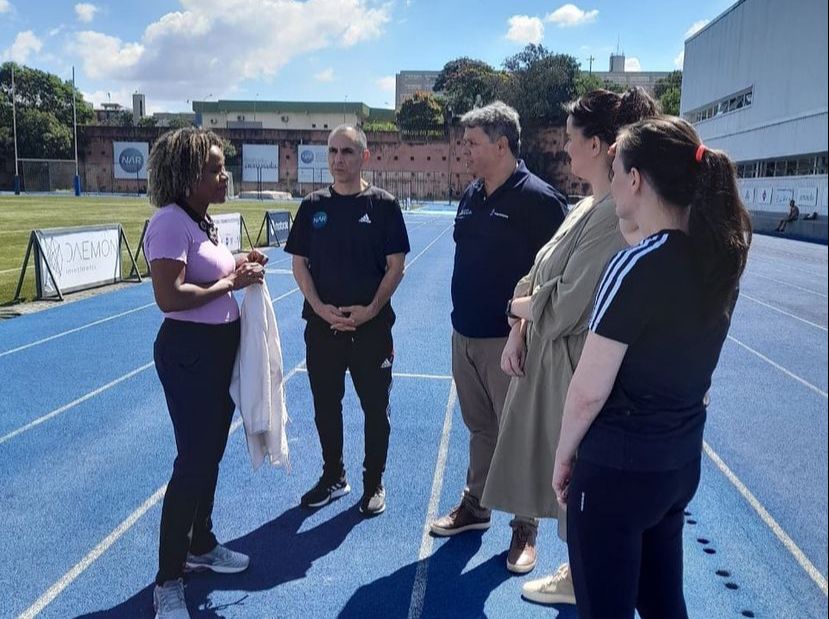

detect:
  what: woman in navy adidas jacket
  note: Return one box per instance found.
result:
[552,116,752,619]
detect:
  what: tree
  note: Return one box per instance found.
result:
[0,62,93,160]
[396,91,445,133]
[434,57,505,115]
[654,70,682,99]
[167,116,195,130]
[137,116,158,128]
[659,87,681,115]
[500,45,580,124]
[220,138,237,161]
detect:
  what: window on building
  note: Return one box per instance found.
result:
[817,154,828,175]
[393,155,398,161]
[786,159,798,176]
[797,157,815,175]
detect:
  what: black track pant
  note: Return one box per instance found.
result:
[567,457,701,619]
[304,316,394,487]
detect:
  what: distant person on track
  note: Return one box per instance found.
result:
[429,101,567,577]
[144,127,267,619]
[482,88,659,606]
[553,116,751,619]
[775,199,800,232]
[285,124,410,517]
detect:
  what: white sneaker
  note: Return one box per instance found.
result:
[153,578,190,619]
[521,563,576,605]
[185,544,250,574]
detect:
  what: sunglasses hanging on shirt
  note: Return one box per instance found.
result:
[177,202,219,245]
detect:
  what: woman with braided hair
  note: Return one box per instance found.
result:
[144,128,267,619]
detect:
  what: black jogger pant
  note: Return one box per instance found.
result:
[304,315,394,487]
[567,457,702,619]
[153,318,239,585]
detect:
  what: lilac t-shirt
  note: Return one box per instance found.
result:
[144,204,239,324]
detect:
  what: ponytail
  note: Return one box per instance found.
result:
[690,149,753,318]
[616,116,752,320]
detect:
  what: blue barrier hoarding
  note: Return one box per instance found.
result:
[266,210,292,246]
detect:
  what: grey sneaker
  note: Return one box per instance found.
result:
[359,484,386,516]
[185,544,250,574]
[153,578,190,619]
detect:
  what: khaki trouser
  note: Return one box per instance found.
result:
[452,330,511,517]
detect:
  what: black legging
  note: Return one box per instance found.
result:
[153,318,240,585]
[567,457,701,619]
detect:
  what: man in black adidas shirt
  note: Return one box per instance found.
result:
[285,125,410,517]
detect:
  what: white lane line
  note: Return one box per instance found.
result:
[727,335,827,398]
[17,485,168,619]
[405,224,454,272]
[271,287,299,302]
[747,272,828,299]
[407,382,457,619]
[0,363,155,446]
[0,303,156,359]
[265,268,294,275]
[740,293,827,332]
[0,267,20,274]
[16,362,305,619]
[2,292,301,446]
[703,441,828,596]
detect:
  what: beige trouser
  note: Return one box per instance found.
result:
[452,330,511,517]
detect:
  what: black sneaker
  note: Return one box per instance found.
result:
[359,484,386,516]
[301,475,350,508]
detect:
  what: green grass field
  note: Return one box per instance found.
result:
[0,195,297,305]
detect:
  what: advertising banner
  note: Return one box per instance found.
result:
[774,188,794,206]
[266,211,292,246]
[754,186,772,205]
[212,213,243,252]
[243,144,279,182]
[113,142,149,179]
[297,145,333,184]
[36,225,121,297]
[796,186,818,207]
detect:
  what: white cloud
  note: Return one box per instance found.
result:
[75,3,98,23]
[68,0,391,100]
[49,25,67,37]
[674,50,684,69]
[506,15,544,44]
[545,4,598,27]
[685,19,709,39]
[0,0,11,14]
[376,75,395,92]
[624,57,641,72]
[2,31,43,63]
[314,67,334,82]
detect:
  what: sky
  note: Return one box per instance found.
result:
[0,0,736,114]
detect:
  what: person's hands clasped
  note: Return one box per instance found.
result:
[501,327,526,377]
[228,261,264,290]
[315,303,355,331]
[246,248,269,266]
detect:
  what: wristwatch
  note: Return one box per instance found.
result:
[506,298,519,320]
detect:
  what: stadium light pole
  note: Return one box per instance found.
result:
[11,64,20,195]
[71,66,81,196]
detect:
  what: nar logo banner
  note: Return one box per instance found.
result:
[113,142,149,180]
[297,145,333,184]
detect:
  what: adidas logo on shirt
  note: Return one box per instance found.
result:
[358,213,372,224]
[380,358,392,369]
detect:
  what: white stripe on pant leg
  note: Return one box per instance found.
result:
[407,381,457,619]
[16,362,305,619]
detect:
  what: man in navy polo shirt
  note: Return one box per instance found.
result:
[430,102,566,572]
[285,124,410,517]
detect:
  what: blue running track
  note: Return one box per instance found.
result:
[0,209,826,619]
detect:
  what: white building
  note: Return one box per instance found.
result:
[681,0,828,218]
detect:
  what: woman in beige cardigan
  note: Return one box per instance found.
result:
[480,88,658,602]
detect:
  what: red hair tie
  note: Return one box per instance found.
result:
[695,144,707,163]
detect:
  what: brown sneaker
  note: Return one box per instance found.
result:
[506,521,537,574]
[430,503,491,537]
